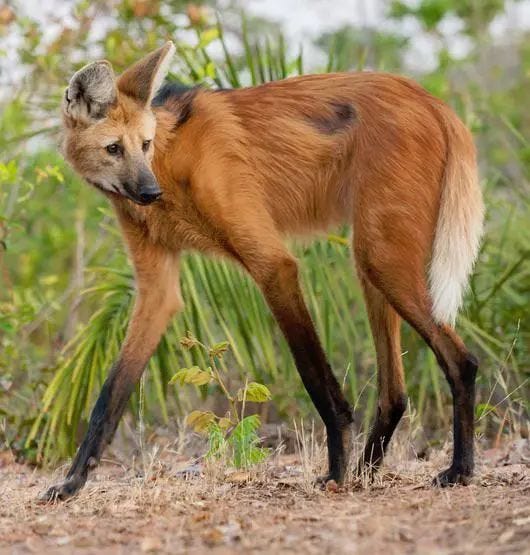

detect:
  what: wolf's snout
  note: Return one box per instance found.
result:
[122,180,162,205]
[138,185,162,204]
[129,167,163,205]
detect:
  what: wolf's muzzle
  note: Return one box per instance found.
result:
[138,185,162,205]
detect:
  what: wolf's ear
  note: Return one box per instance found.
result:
[117,41,175,107]
[64,61,117,124]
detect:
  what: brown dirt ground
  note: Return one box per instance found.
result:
[1,439,529,555]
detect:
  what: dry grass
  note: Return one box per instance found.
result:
[1,428,529,555]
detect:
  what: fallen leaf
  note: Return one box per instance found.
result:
[325,479,339,493]
[514,516,530,526]
[141,536,163,552]
[225,471,250,484]
[25,536,45,553]
[499,529,515,544]
[203,527,224,546]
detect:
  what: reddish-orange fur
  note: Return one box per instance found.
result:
[126,74,446,253]
[42,44,482,501]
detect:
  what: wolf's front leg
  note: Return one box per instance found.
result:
[40,243,182,502]
[40,359,143,501]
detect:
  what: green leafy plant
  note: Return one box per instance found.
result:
[170,333,271,469]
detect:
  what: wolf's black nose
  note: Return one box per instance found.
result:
[135,167,162,205]
[139,188,162,204]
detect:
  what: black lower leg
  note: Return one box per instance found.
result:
[41,360,138,501]
[435,351,478,486]
[258,258,353,483]
[358,394,407,475]
[288,324,354,483]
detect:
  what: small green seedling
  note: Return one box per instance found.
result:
[170,333,271,469]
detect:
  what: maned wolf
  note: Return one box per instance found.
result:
[41,42,484,501]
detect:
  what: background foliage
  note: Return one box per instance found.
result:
[0,0,528,464]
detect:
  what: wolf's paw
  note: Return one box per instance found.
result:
[38,476,85,503]
[433,466,473,487]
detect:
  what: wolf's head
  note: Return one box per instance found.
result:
[61,42,175,205]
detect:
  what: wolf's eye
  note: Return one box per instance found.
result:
[106,143,120,155]
[142,140,152,153]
